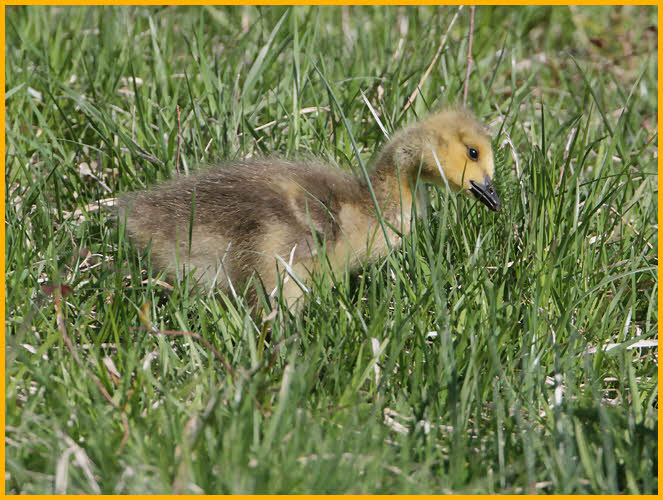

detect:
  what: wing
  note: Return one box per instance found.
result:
[289,184,342,260]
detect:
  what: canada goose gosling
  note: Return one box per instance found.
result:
[119,109,500,310]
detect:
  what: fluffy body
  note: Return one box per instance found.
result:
[118,109,499,309]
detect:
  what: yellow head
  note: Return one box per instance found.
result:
[389,109,501,211]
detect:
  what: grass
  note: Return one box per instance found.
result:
[5,5,658,494]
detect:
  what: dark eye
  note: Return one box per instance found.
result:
[468,147,479,161]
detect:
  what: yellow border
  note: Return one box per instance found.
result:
[1,0,661,4]
[1,4,5,497]
[657,3,662,494]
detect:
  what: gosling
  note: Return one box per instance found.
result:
[118,109,501,310]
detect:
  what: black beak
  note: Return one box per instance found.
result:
[469,176,501,212]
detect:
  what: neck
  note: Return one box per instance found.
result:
[365,144,421,225]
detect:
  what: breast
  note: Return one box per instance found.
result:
[325,204,404,271]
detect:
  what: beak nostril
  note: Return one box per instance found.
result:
[470,178,501,212]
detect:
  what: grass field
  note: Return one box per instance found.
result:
[5,5,658,494]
